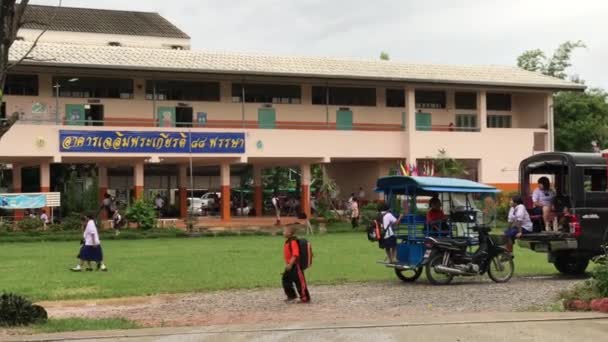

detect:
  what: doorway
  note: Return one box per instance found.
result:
[85,104,104,126]
[258,108,276,129]
[416,112,432,131]
[336,109,353,130]
[175,107,193,127]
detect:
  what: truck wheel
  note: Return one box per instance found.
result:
[554,255,589,275]
[395,267,423,282]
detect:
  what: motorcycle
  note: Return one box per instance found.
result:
[422,225,514,285]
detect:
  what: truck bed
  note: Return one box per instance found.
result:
[518,232,578,253]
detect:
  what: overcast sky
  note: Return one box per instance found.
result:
[31,0,608,89]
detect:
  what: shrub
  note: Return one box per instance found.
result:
[360,203,379,227]
[593,263,608,297]
[0,293,47,327]
[496,191,519,220]
[125,200,156,230]
[0,220,13,233]
[17,218,43,232]
[559,280,601,302]
[61,213,85,231]
[48,223,63,232]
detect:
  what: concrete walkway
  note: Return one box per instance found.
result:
[7,312,608,342]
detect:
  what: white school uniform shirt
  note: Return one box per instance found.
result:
[84,219,101,246]
[508,204,533,232]
[40,213,49,224]
[382,211,398,239]
[532,188,555,207]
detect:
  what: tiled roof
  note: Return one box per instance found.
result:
[21,5,189,39]
[10,41,584,90]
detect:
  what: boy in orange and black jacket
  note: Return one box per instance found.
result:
[282,226,310,303]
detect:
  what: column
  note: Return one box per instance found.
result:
[178,165,188,219]
[98,166,108,219]
[478,90,487,132]
[40,162,50,193]
[133,162,144,200]
[300,163,311,219]
[406,87,417,163]
[12,165,23,219]
[220,163,231,222]
[253,165,263,217]
[546,93,554,152]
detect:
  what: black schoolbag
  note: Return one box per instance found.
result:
[290,238,313,270]
[367,212,387,242]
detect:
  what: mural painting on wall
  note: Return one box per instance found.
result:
[59,130,246,154]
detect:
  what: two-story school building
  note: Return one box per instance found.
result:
[0,5,585,221]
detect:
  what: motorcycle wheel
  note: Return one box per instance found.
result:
[394,267,423,282]
[425,253,454,285]
[487,253,514,283]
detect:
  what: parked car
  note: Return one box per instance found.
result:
[517,152,608,275]
[200,192,220,209]
[187,197,203,216]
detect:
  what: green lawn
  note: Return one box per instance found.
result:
[0,233,559,301]
[32,318,139,333]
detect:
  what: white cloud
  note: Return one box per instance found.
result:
[31,0,608,88]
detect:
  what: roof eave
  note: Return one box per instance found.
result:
[14,60,586,91]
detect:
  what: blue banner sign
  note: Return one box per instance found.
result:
[0,194,46,209]
[60,130,245,154]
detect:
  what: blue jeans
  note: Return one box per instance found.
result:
[504,227,529,240]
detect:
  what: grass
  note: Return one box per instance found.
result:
[0,233,561,302]
[31,318,139,333]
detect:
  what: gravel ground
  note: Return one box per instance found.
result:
[42,277,581,328]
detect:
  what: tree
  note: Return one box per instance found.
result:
[553,89,608,151]
[379,51,390,61]
[0,0,61,137]
[432,149,468,178]
[517,41,608,152]
[517,40,585,80]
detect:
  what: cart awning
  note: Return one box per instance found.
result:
[375,176,500,195]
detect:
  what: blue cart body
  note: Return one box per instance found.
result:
[374,176,500,269]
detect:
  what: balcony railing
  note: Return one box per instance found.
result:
[8,118,406,132]
[415,124,480,132]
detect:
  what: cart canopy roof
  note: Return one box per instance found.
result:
[375,176,500,195]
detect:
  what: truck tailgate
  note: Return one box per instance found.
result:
[518,233,578,252]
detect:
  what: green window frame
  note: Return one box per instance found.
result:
[456,114,477,131]
[487,115,512,128]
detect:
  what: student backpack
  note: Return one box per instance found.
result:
[290,238,313,270]
[367,213,387,242]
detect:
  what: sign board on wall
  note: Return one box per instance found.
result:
[59,130,245,154]
[0,192,61,209]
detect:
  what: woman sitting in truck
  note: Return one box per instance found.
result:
[532,176,555,232]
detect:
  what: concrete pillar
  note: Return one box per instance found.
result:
[300,163,311,219]
[220,163,231,221]
[253,165,263,217]
[406,87,417,163]
[301,85,312,105]
[98,166,108,220]
[133,162,144,200]
[178,165,188,219]
[478,90,487,132]
[12,165,23,219]
[40,162,50,192]
[546,93,554,151]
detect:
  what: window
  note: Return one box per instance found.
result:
[386,88,405,107]
[584,169,607,192]
[312,86,376,106]
[487,93,511,111]
[4,74,38,96]
[456,114,477,130]
[232,83,301,104]
[146,80,220,101]
[415,90,446,109]
[487,115,512,128]
[54,77,133,99]
[455,92,477,110]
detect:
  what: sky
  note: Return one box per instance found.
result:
[31,0,608,89]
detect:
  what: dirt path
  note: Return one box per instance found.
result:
[39,276,580,328]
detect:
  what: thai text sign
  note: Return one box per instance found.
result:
[59,130,245,154]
